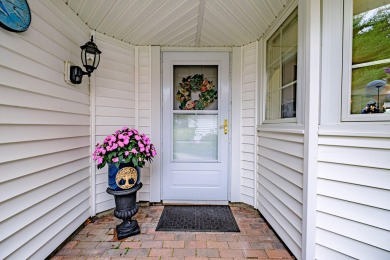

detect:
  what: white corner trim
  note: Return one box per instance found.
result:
[150,46,162,202]
[230,47,242,202]
[301,0,321,259]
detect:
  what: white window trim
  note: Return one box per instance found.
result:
[261,0,301,125]
[341,0,390,122]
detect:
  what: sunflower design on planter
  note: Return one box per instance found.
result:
[175,74,217,110]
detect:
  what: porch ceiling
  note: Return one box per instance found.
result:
[62,0,291,47]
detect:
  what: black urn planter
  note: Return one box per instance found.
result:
[106,182,143,240]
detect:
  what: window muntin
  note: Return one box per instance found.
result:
[265,9,298,121]
[350,1,390,115]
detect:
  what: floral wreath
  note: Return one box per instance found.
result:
[175,74,217,110]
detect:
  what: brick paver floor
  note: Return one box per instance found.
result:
[51,204,294,259]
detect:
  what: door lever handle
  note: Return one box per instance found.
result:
[223,119,228,135]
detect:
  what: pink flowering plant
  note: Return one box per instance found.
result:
[93,127,156,169]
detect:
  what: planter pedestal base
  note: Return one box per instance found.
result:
[106,183,143,240]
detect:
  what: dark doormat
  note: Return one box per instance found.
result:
[155,205,240,232]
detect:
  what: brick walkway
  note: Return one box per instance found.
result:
[51,204,294,259]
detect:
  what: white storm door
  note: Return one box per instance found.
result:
[162,52,230,202]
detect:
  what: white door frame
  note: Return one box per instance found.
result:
[161,51,230,203]
[150,48,241,203]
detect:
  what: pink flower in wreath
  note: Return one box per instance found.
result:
[185,100,195,110]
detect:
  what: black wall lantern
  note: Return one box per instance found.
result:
[70,36,102,84]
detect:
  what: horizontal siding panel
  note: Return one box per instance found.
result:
[0,180,89,243]
[0,105,90,125]
[318,145,389,169]
[242,177,255,188]
[6,200,90,260]
[258,175,302,218]
[242,126,255,135]
[259,155,303,188]
[316,228,390,259]
[317,195,390,231]
[318,162,390,190]
[96,77,134,92]
[317,212,390,251]
[96,87,133,99]
[259,165,302,203]
[242,143,255,153]
[242,82,255,92]
[242,135,255,144]
[96,107,134,117]
[259,183,302,233]
[99,59,134,75]
[259,136,304,158]
[0,137,89,163]
[241,194,254,205]
[259,146,303,173]
[1,158,89,202]
[242,100,255,109]
[0,125,89,144]
[96,173,107,185]
[259,193,302,243]
[315,244,356,260]
[319,135,390,149]
[96,200,115,213]
[96,192,114,204]
[242,109,255,117]
[258,131,304,143]
[95,116,135,126]
[258,202,302,259]
[242,186,254,197]
[242,169,254,179]
[97,68,134,83]
[0,67,89,104]
[317,179,390,210]
[30,209,89,259]
[0,168,89,222]
[242,91,256,101]
[1,47,69,88]
[1,188,89,257]
[242,152,255,162]
[96,96,134,109]
[0,147,89,182]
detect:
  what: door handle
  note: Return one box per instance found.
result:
[223,119,228,135]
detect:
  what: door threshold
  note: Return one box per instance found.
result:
[162,200,228,205]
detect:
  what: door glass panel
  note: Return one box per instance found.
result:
[173,65,218,110]
[173,114,218,161]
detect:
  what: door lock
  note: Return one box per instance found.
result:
[224,119,228,135]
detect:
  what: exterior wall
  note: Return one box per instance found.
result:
[0,1,91,259]
[256,130,304,259]
[316,134,390,259]
[316,0,390,258]
[94,33,136,213]
[240,43,257,206]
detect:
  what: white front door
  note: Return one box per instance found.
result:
[162,52,230,202]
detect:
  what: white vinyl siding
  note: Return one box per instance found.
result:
[94,33,136,213]
[0,0,91,259]
[318,0,390,258]
[316,134,390,259]
[257,130,303,259]
[240,43,257,206]
[136,46,152,201]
